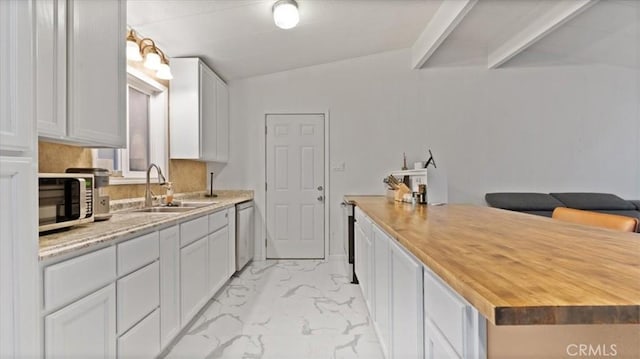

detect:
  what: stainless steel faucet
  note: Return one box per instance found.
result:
[145,163,167,207]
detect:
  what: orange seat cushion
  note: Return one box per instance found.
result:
[552,207,639,233]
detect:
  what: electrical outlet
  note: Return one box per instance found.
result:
[332,162,346,172]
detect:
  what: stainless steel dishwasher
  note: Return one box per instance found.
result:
[236,200,255,271]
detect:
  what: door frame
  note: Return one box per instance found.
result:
[264,111,331,260]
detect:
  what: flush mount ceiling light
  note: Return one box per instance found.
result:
[273,0,299,30]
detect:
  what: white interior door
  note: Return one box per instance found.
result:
[266,114,325,259]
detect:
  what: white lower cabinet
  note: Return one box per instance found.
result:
[354,223,366,299]
[372,225,391,356]
[425,320,461,359]
[45,284,116,358]
[118,309,160,359]
[390,241,424,359]
[354,214,371,310]
[227,208,236,275]
[42,208,239,358]
[359,210,423,359]
[44,246,116,312]
[117,261,159,334]
[424,268,486,359]
[208,227,229,296]
[159,226,181,349]
[180,236,209,324]
[357,206,486,359]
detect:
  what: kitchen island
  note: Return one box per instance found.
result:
[346,196,639,358]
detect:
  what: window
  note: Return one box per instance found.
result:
[94,67,169,184]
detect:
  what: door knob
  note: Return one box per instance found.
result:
[317,196,324,202]
[317,186,323,191]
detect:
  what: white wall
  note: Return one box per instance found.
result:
[211,48,640,259]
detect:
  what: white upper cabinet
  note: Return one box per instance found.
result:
[36,0,126,148]
[170,57,229,162]
[215,78,229,162]
[0,0,34,152]
[35,0,66,139]
[200,64,217,161]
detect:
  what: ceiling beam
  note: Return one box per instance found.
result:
[411,0,478,69]
[487,0,599,69]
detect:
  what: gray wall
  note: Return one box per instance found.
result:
[211,48,640,259]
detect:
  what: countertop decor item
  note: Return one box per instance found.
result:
[424,148,436,168]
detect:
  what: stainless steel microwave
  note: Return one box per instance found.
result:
[39,173,94,233]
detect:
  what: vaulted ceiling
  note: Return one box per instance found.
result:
[128,0,639,80]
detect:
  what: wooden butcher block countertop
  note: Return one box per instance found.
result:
[345,196,640,325]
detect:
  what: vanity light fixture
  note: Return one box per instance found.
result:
[140,38,162,70]
[126,28,172,79]
[273,0,299,29]
[126,29,142,61]
[155,49,173,80]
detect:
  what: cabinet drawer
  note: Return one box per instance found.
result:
[424,269,466,356]
[117,261,160,334]
[208,209,228,233]
[117,231,159,276]
[44,246,116,311]
[118,309,160,359]
[180,215,209,247]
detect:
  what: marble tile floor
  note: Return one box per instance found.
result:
[162,259,385,359]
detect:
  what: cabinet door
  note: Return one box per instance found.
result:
[118,309,160,359]
[227,208,236,275]
[236,205,254,270]
[354,222,368,303]
[66,0,126,147]
[215,78,229,162]
[0,157,39,358]
[180,237,208,325]
[35,0,66,139]
[0,0,34,151]
[425,320,462,359]
[116,261,159,334]
[45,284,116,358]
[169,58,201,159]
[200,64,217,161]
[208,227,229,296]
[372,225,391,356]
[364,230,374,313]
[159,226,180,349]
[391,242,424,359]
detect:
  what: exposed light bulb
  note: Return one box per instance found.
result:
[126,40,142,61]
[144,51,161,70]
[156,63,173,80]
[273,0,299,30]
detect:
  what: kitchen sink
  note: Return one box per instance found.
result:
[132,201,218,213]
[179,201,217,207]
[134,207,196,213]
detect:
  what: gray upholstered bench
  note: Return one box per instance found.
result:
[485,192,640,232]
